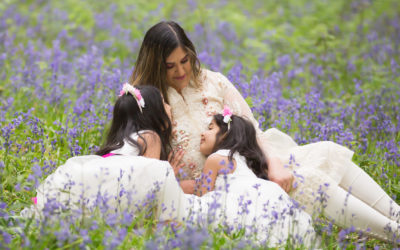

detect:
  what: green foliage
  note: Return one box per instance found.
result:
[1,0,399,248]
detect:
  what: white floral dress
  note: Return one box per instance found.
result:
[168,69,354,215]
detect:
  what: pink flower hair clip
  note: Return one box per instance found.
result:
[222,105,233,130]
[119,83,145,113]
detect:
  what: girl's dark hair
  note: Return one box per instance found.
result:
[212,114,269,180]
[129,21,201,104]
[96,85,172,160]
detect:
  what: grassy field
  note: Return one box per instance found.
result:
[1,0,399,248]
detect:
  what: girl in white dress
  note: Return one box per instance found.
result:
[22,84,177,217]
[194,106,318,246]
[197,108,400,243]
[23,84,317,247]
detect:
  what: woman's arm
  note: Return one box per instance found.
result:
[217,72,294,192]
[266,157,294,193]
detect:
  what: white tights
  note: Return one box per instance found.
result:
[324,162,400,242]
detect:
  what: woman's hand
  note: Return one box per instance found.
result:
[267,157,295,193]
[168,149,185,175]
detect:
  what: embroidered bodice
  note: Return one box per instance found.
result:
[168,69,266,179]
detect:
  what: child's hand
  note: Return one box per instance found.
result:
[168,148,185,175]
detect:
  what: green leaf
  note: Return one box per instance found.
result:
[245,97,253,108]
[37,61,48,71]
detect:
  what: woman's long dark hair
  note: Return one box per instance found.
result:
[96,85,172,160]
[212,114,269,180]
[129,21,201,104]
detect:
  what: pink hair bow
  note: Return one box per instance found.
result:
[222,105,232,129]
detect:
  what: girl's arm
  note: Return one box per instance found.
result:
[180,180,196,194]
[194,154,236,196]
[137,132,161,159]
[194,154,222,196]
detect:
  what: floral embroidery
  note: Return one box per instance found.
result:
[202,97,208,105]
[172,134,178,141]
[188,163,196,170]
[172,129,190,151]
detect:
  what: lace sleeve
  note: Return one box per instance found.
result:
[216,72,276,158]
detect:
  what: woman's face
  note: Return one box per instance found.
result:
[200,119,220,156]
[165,46,192,92]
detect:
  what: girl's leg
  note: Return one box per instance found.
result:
[324,185,399,242]
[339,162,400,221]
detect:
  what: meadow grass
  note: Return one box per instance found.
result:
[0,0,399,248]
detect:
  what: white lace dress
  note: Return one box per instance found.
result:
[168,68,354,215]
[206,149,317,245]
[23,132,317,247]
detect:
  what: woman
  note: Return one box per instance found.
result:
[130,21,400,242]
[129,21,291,190]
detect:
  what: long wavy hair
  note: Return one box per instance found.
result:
[129,21,201,104]
[212,114,269,180]
[96,85,172,160]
